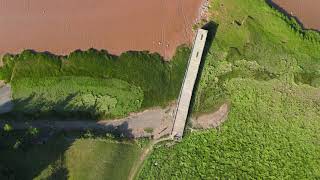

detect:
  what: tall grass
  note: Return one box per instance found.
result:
[0,47,190,115]
[11,77,143,119]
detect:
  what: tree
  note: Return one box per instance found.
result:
[3,124,13,132]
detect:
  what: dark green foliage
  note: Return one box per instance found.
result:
[0,54,17,82]
[0,130,142,180]
[11,77,144,119]
[9,50,62,80]
[304,30,320,42]
[0,47,190,109]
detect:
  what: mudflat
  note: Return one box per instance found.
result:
[0,0,204,59]
[271,0,320,31]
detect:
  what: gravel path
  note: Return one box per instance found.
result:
[0,80,175,138]
[0,105,176,139]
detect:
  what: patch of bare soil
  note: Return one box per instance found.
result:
[192,103,229,129]
[271,0,320,31]
[0,105,176,139]
[0,0,206,59]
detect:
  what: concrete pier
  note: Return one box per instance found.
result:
[171,29,208,138]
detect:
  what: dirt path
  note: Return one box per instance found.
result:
[0,105,176,139]
[128,137,173,180]
[128,141,154,180]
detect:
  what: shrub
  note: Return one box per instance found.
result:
[11,77,144,119]
[1,46,190,110]
[3,124,13,132]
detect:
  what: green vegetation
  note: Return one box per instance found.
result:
[3,124,12,132]
[194,0,320,113]
[65,139,141,180]
[139,80,320,179]
[143,128,154,134]
[138,0,320,179]
[1,0,320,178]
[0,130,144,180]
[0,47,190,119]
[11,77,143,119]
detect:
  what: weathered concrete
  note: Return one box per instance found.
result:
[0,84,13,114]
[171,29,208,138]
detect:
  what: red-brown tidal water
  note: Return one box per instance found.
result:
[0,0,204,59]
[272,0,320,31]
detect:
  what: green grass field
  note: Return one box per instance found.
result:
[138,0,320,179]
[65,139,141,180]
[11,77,143,119]
[0,130,144,180]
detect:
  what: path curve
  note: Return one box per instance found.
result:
[128,137,173,180]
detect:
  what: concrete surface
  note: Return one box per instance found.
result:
[171,29,208,138]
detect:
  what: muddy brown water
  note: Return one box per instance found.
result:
[271,0,320,31]
[0,0,204,59]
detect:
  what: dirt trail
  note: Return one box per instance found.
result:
[0,105,176,139]
[128,141,154,180]
[128,137,173,180]
[0,0,205,59]
[271,0,320,31]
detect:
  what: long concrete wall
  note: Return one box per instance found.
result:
[171,29,208,138]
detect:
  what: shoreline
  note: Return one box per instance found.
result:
[266,0,320,32]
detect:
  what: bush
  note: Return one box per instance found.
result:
[3,124,13,132]
[0,47,190,109]
[11,77,144,119]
